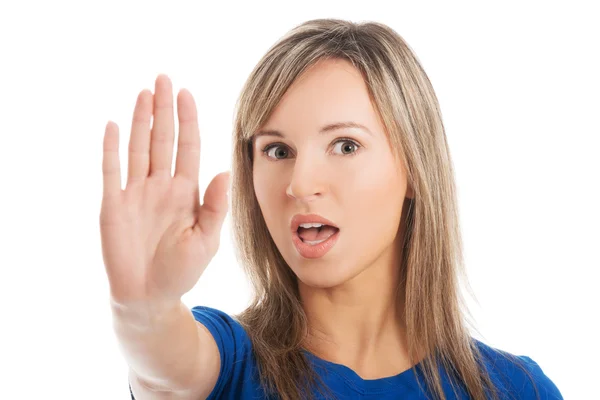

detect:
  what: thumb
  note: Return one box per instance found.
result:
[197,171,230,238]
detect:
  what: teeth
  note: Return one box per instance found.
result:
[299,223,324,229]
[303,238,328,245]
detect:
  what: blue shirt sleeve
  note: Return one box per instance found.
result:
[190,305,252,399]
[518,356,564,399]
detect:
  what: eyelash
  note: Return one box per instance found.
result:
[260,138,362,161]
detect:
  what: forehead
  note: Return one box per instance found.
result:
[259,58,383,136]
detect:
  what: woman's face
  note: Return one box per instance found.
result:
[252,58,412,289]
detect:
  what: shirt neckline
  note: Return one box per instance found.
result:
[302,350,424,394]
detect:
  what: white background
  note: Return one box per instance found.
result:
[1,1,598,398]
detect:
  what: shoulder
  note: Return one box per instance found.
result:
[472,338,564,399]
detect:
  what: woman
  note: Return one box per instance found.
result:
[100,19,563,399]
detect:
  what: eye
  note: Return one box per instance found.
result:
[262,143,291,160]
[332,139,360,156]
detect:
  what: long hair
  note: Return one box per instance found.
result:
[230,18,540,400]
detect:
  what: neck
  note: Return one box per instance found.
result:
[298,245,411,379]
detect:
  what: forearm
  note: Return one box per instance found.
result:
[111,299,201,391]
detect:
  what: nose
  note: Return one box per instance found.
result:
[285,153,326,202]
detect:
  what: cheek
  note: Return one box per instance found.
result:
[349,155,403,201]
[254,167,281,203]
[345,159,405,236]
[253,167,286,229]
[252,170,264,203]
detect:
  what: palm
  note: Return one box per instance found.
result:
[99,74,229,306]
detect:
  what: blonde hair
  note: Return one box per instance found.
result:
[230,18,541,400]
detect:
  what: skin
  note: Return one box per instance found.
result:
[252,58,417,379]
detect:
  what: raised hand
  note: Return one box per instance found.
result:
[99,74,230,308]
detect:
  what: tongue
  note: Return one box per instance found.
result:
[297,226,338,241]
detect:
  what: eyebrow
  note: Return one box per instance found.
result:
[252,121,373,140]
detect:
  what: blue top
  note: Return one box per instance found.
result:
[130,306,564,399]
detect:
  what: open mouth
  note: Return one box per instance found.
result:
[297,225,340,245]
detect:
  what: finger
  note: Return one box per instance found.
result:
[174,89,200,183]
[127,89,153,184]
[102,121,122,198]
[150,74,175,177]
[197,171,231,238]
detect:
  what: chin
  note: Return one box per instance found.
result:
[292,261,362,290]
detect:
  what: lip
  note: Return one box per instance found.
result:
[290,213,339,232]
[292,228,340,259]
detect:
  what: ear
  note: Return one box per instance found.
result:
[406,185,415,199]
